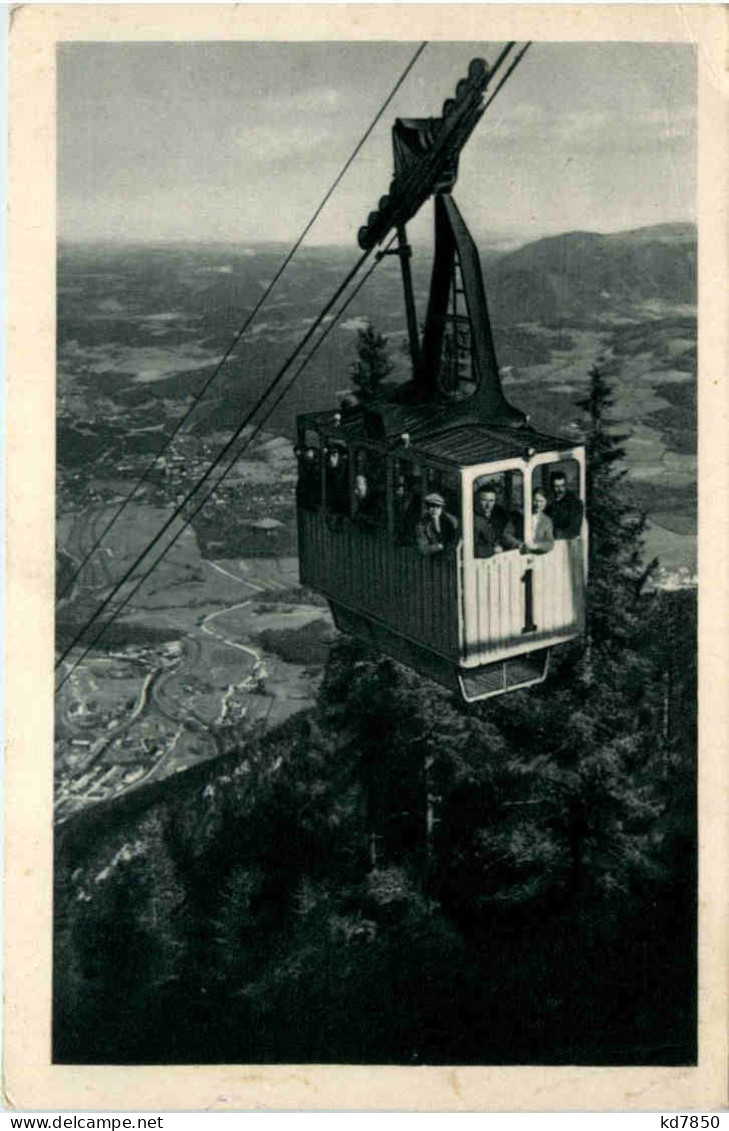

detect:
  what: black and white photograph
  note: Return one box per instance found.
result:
[4,2,727,1113]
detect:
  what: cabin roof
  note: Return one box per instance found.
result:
[301,407,581,467]
[412,422,580,465]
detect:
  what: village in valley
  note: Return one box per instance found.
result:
[55,407,333,821]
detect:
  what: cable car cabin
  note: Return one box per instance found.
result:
[297,413,586,701]
[295,55,587,701]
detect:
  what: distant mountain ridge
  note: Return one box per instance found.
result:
[605,221,695,242]
[484,222,696,326]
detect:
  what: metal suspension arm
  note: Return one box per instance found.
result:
[357,49,514,252]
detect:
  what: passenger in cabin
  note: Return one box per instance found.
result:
[325,445,349,515]
[352,473,383,528]
[473,484,519,558]
[394,468,424,545]
[520,488,554,554]
[415,493,459,555]
[296,447,321,511]
[546,472,584,539]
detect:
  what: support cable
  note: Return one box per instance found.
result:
[488,41,516,79]
[482,41,531,112]
[58,41,429,600]
[55,237,397,692]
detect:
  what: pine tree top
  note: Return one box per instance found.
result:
[350,322,394,400]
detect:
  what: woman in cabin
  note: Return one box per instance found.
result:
[520,487,554,555]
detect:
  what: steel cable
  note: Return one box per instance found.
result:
[55,237,398,692]
[55,244,374,674]
[483,42,531,112]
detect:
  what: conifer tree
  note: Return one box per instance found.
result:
[350,322,393,400]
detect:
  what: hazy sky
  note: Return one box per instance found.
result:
[58,41,696,246]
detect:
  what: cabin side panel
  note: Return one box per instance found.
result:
[461,536,586,665]
[299,510,460,660]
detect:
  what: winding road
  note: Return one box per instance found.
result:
[201,599,261,663]
[55,538,296,818]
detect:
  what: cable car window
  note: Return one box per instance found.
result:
[393,457,423,545]
[424,466,440,492]
[472,471,523,558]
[352,448,386,528]
[296,433,322,511]
[411,465,462,556]
[536,458,584,540]
[323,441,349,515]
[421,467,459,515]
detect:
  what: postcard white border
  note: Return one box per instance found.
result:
[5,3,728,1112]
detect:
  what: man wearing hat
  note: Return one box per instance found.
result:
[415,492,459,555]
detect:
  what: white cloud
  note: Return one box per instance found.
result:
[488,102,695,151]
[338,316,370,333]
[259,86,343,117]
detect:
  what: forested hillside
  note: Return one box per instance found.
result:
[486,223,696,326]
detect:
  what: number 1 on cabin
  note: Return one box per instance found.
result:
[522,564,537,635]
